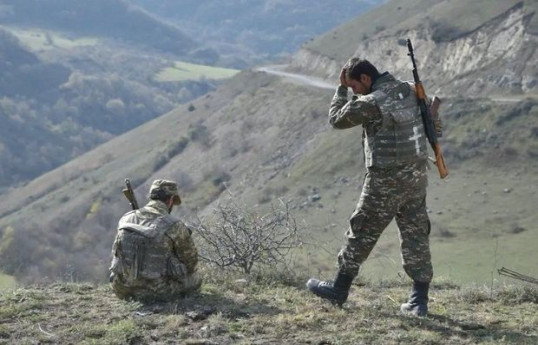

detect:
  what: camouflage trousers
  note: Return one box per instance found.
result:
[337,161,433,283]
[111,271,202,302]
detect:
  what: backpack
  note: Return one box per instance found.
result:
[110,215,186,284]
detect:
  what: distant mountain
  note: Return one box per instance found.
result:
[0,28,190,191]
[0,0,203,58]
[0,0,225,191]
[0,0,385,192]
[0,29,70,99]
[129,0,384,66]
[290,0,538,96]
[0,0,537,285]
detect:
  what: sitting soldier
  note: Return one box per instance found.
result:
[109,179,201,302]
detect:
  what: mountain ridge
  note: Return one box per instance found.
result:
[0,0,200,57]
[289,0,537,97]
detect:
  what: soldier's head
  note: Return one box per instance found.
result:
[148,179,182,212]
[343,58,380,95]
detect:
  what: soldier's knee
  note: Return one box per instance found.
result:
[349,210,366,231]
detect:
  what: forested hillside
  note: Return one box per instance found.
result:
[0,29,69,98]
[0,29,195,191]
[0,1,226,191]
[129,0,383,66]
[0,0,200,58]
[0,0,379,192]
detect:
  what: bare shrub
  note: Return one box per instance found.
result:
[430,20,463,43]
[166,136,189,158]
[193,198,303,274]
[188,121,213,148]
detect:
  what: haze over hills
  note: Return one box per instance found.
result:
[0,0,223,192]
[0,0,200,58]
[0,0,380,193]
[129,0,383,66]
[0,28,198,191]
[0,0,537,288]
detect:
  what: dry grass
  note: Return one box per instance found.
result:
[0,272,536,345]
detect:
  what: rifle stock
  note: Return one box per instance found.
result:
[430,96,442,137]
[430,96,441,119]
[432,143,448,178]
[407,39,448,179]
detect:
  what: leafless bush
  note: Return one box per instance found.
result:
[193,198,303,274]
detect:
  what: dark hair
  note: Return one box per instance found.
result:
[149,189,171,203]
[344,58,380,82]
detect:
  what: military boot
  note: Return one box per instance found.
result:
[400,280,429,316]
[306,272,354,306]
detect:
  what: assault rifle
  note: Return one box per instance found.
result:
[122,178,139,210]
[407,39,448,179]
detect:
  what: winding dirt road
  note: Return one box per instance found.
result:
[256,65,533,104]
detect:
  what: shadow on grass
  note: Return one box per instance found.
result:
[134,291,282,321]
[397,312,538,344]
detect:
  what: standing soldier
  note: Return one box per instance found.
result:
[307,58,434,316]
[110,179,201,302]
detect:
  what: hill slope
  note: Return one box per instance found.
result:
[0,28,188,191]
[129,0,383,66]
[0,0,384,192]
[290,0,538,97]
[0,0,537,286]
[0,0,229,191]
[0,276,537,344]
[0,0,199,57]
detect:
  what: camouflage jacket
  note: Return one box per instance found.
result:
[110,200,198,283]
[329,72,428,168]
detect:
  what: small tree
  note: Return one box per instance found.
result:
[194,198,303,274]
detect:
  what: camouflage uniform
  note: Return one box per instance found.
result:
[329,72,433,283]
[109,180,201,301]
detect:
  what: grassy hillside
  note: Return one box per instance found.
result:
[304,0,531,59]
[0,0,391,192]
[9,28,99,52]
[292,0,538,97]
[0,69,536,287]
[0,23,226,191]
[0,0,536,288]
[0,273,537,344]
[0,71,333,283]
[155,61,240,82]
[0,28,70,98]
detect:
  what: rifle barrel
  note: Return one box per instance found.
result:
[407,39,448,179]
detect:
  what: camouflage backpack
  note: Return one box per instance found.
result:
[110,215,186,285]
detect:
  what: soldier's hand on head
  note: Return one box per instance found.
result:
[339,68,348,88]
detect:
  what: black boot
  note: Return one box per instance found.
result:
[400,281,429,316]
[306,272,354,306]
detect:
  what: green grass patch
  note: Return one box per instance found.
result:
[296,165,538,287]
[0,273,16,290]
[155,61,240,82]
[10,28,98,52]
